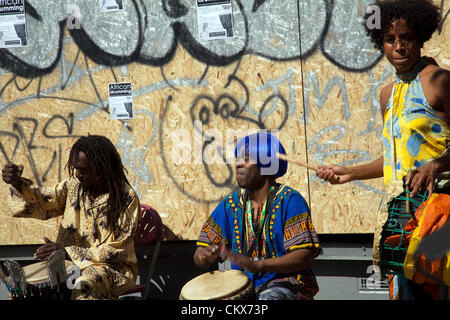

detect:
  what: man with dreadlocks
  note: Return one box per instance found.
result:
[2,135,140,300]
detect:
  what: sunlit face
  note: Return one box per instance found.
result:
[235,152,264,189]
[382,19,422,73]
[73,151,100,188]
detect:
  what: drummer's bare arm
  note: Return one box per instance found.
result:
[407,69,450,197]
[316,83,392,185]
[316,156,384,184]
[230,249,315,274]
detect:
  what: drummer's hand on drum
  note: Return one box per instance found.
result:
[34,237,64,261]
[194,245,221,268]
[2,163,24,191]
[229,254,261,274]
[316,164,351,184]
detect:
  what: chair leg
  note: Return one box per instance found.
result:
[143,241,161,300]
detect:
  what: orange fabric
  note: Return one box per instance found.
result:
[423,283,441,300]
[384,234,410,246]
[383,209,419,247]
[403,194,450,286]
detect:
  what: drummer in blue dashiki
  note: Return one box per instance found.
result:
[194,132,322,300]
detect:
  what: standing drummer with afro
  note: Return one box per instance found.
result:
[317,0,450,300]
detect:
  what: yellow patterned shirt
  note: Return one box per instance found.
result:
[382,59,450,186]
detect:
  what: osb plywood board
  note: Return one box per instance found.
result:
[0,0,448,244]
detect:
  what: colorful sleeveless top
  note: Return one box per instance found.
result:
[382,58,450,186]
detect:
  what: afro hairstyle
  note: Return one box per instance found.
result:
[363,0,441,51]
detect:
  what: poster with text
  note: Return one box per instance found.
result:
[197,0,234,41]
[99,0,124,12]
[109,82,134,120]
[0,0,27,48]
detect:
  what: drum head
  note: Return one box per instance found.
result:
[181,270,250,300]
[23,260,74,285]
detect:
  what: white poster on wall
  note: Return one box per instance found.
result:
[109,82,134,120]
[0,0,27,48]
[197,0,234,41]
[99,0,124,13]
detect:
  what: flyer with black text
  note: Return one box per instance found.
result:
[99,0,124,13]
[197,0,234,41]
[0,0,27,48]
[109,82,134,120]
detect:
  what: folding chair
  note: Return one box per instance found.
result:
[123,204,162,300]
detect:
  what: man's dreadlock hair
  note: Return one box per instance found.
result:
[66,135,130,232]
[364,0,441,51]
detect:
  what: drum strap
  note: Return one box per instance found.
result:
[243,184,280,258]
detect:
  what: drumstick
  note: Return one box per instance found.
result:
[405,166,417,215]
[276,153,317,171]
[405,185,411,215]
[276,153,340,182]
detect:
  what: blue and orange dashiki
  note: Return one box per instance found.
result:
[197,184,321,299]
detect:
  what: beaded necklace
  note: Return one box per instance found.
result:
[244,186,274,258]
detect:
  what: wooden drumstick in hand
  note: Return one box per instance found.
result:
[276,153,340,182]
[404,166,417,215]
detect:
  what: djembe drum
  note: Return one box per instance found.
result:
[0,250,74,300]
[180,270,255,300]
[377,188,428,276]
